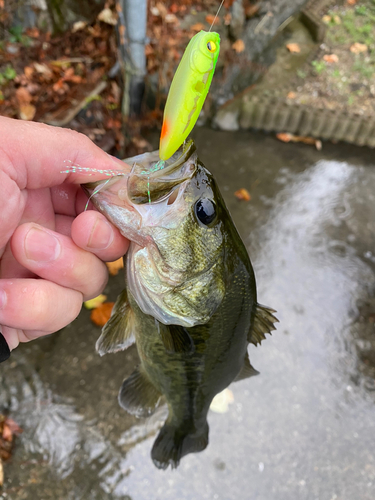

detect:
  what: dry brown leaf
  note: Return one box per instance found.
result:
[2,425,12,443]
[347,0,358,4]
[190,22,206,32]
[0,459,3,487]
[245,4,261,18]
[287,91,296,99]
[106,257,124,276]
[322,15,331,24]
[286,43,301,53]
[234,188,251,201]
[350,42,368,54]
[84,294,107,310]
[24,66,34,78]
[3,419,22,436]
[90,302,114,327]
[165,13,179,24]
[206,14,220,26]
[156,2,168,18]
[19,104,36,121]
[323,54,339,63]
[276,132,293,143]
[232,39,245,53]
[16,86,32,105]
[277,132,321,149]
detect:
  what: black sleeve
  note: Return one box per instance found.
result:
[0,332,11,363]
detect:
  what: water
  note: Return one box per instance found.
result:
[1,129,375,499]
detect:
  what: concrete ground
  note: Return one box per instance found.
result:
[1,128,375,500]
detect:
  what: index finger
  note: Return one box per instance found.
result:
[0,117,131,189]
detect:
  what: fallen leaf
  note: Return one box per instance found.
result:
[190,22,206,32]
[245,4,261,18]
[2,425,12,442]
[84,294,107,310]
[165,13,179,24]
[322,15,331,24]
[4,419,22,436]
[210,388,234,414]
[106,258,124,276]
[90,302,114,327]
[276,132,293,143]
[206,14,220,26]
[234,188,251,201]
[156,2,168,18]
[19,104,36,121]
[287,91,296,99]
[232,39,245,53]
[350,42,368,54]
[33,62,53,79]
[276,132,321,149]
[347,0,358,4]
[286,43,300,53]
[72,21,87,32]
[97,7,117,25]
[15,86,32,105]
[333,15,341,24]
[0,459,3,487]
[323,53,339,63]
[24,66,34,78]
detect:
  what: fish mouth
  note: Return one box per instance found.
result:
[81,140,197,248]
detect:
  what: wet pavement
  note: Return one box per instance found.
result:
[1,129,375,499]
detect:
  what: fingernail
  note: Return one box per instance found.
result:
[0,289,7,310]
[25,227,61,262]
[88,219,114,249]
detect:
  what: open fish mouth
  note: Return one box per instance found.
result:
[81,140,197,248]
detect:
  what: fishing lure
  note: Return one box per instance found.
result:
[159,29,221,161]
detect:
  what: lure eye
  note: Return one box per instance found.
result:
[195,198,217,226]
[207,41,217,52]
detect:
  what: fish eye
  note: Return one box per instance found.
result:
[195,198,217,226]
[207,41,217,52]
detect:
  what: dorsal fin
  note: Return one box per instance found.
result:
[96,289,135,356]
[249,303,279,346]
[119,365,162,418]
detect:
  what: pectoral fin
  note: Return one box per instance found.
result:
[158,323,195,354]
[234,352,259,382]
[119,365,162,418]
[249,303,279,346]
[96,289,135,356]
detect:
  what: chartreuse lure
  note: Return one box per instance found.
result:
[159,30,221,161]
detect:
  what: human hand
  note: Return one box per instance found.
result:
[0,117,129,355]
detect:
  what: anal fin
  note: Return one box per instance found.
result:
[119,365,162,418]
[234,352,259,382]
[249,303,279,346]
[96,289,135,356]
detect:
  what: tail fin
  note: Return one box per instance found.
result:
[151,421,209,470]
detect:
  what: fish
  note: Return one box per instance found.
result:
[159,30,221,161]
[82,140,278,470]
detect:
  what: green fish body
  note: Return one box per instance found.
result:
[83,141,277,469]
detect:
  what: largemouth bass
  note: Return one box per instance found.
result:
[83,140,277,470]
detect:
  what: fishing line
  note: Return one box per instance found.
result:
[60,160,127,177]
[84,179,111,211]
[209,0,225,32]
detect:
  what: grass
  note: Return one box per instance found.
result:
[0,65,17,86]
